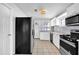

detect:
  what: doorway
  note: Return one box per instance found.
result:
[15,17,31,54]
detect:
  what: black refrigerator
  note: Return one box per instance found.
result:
[15,17,31,54]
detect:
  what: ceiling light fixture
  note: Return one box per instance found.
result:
[39,7,47,15]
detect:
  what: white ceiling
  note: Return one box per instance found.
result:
[14,3,72,18]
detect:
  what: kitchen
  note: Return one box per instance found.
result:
[0,3,79,55]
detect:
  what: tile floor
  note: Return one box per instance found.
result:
[32,39,61,55]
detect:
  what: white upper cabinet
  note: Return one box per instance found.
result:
[50,17,56,26]
[51,12,67,26]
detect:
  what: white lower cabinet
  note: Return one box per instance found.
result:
[53,32,60,49]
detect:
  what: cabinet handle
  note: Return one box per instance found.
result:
[8,34,11,36]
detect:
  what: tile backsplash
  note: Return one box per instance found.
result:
[51,26,79,34]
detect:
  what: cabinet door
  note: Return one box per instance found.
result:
[53,33,60,49]
[66,15,79,25]
[71,16,79,23]
[66,18,71,25]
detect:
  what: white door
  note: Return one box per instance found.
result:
[0,4,11,55]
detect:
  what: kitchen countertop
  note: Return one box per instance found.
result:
[50,32,70,35]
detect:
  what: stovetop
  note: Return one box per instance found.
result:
[60,35,70,39]
[60,34,77,43]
